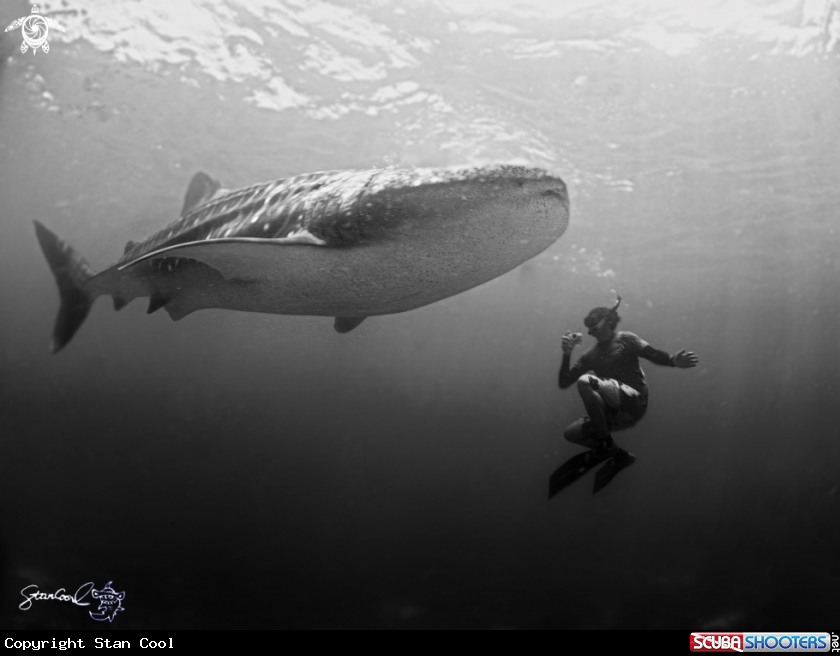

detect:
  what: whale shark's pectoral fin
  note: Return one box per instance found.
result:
[116,236,326,282]
[182,172,227,215]
[334,316,366,333]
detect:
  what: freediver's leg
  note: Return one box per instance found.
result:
[563,418,598,449]
[576,375,612,450]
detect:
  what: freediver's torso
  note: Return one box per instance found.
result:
[579,331,650,396]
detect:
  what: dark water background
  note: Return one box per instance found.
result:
[1,0,839,629]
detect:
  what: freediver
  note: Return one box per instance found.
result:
[558,296,699,468]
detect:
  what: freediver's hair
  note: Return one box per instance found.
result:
[585,295,622,329]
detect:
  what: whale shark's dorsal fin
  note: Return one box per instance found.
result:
[123,240,138,255]
[334,316,366,333]
[181,172,225,216]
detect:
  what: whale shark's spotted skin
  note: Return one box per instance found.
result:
[35,164,570,352]
[119,170,373,265]
[118,166,562,268]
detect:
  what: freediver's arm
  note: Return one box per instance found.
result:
[559,333,588,389]
[639,344,676,367]
[559,354,589,388]
[639,344,699,369]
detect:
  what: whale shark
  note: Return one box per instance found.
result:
[35,164,570,353]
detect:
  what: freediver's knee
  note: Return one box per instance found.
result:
[576,375,597,395]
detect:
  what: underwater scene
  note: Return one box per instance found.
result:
[0,0,839,630]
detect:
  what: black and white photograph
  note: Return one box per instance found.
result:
[0,0,838,631]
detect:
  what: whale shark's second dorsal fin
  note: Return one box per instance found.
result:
[181,171,225,216]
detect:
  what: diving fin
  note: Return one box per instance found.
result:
[592,452,636,494]
[548,448,613,499]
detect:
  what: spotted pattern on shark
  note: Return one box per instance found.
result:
[118,166,557,268]
[117,170,381,266]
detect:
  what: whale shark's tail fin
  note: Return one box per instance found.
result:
[34,221,96,354]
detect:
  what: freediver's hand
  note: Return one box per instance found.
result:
[673,349,699,369]
[562,331,580,355]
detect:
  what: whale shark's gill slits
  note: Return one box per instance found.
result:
[327,197,361,244]
[289,169,378,246]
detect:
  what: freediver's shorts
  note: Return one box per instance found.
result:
[582,375,647,431]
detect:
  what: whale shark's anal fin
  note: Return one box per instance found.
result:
[182,172,226,216]
[334,316,366,333]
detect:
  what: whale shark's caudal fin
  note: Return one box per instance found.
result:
[34,221,96,354]
[181,171,226,216]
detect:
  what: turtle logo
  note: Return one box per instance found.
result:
[4,5,65,55]
[89,581,125,623]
